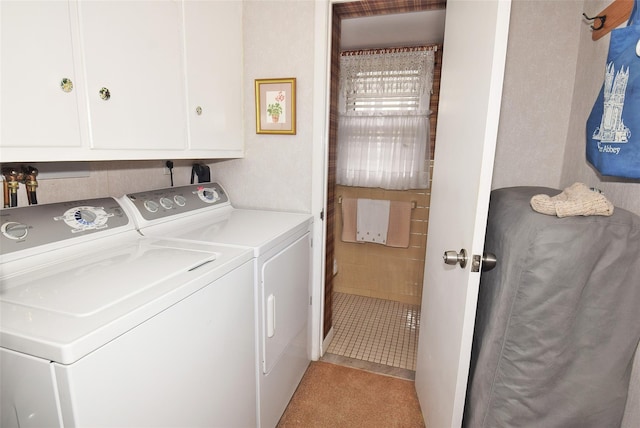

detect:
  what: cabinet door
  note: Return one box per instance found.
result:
[1,1,84,154]
[78,0,188,151]
[184,0,243,153]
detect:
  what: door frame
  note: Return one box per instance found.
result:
[312,2,512,427]
[309,0,331,360]
[310,0,448,360]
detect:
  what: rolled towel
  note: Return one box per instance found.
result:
[530,182,579,215]
[530,183,614,218]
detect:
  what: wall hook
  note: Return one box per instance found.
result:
[583,12,606,31]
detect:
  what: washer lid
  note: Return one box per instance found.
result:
[0,236,252,364]
[141,209,313,256]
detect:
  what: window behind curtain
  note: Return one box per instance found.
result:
[337,48,435,190]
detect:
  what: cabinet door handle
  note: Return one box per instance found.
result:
[60,78,73,93]
[99,87,111,101]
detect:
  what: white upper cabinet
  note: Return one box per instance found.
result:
[0,0,244,162]
[1,1,85,154]
[78,0,188,151]
[184,0,243,153]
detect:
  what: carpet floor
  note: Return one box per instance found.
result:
[277,361,425,427]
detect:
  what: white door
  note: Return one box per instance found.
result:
[414,1,512,427]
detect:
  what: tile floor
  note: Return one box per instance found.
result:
[325,292,421,374]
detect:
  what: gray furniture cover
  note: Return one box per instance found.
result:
[464,186,640,428]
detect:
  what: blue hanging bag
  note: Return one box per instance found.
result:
[586,0,640,179]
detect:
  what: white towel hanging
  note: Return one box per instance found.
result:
[356,199,390,244]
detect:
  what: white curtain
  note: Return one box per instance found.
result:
[337,49,434,190]
[337,112,430,190]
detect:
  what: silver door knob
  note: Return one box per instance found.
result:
[471,252,498,272]
[481,252,497,271]
[443,249,467,268]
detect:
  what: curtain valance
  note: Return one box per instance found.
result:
[339,48,435,99]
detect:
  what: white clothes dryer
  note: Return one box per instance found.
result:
[120,183,313,428]
[0,197,256,428]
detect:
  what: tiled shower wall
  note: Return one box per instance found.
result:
[333,178,431,306]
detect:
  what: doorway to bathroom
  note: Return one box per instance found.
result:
[322,0,446,378]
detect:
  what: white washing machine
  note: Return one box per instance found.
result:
[120,183,313,428]
[0,196,256,427]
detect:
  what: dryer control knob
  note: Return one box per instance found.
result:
[159,197,174,210]
[144,200,160,213]
[197,187,220,203]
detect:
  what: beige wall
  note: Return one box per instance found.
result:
[492,0,582,191]
[211,0,316,213]
[493,0,640,216]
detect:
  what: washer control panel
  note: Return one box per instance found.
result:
[122,183,230,222]
[0,198,130,255]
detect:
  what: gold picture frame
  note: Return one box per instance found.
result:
[255,78,296,135]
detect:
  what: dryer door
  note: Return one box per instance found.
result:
[261,233,310,374]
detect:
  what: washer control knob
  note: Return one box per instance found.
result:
[76,209,97,225]
[1,221,29,240]
[174,195,186,206]
[54,206,112,232]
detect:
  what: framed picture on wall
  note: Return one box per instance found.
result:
[255,78,296,135]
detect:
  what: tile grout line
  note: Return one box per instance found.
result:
[327,292,420,371]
